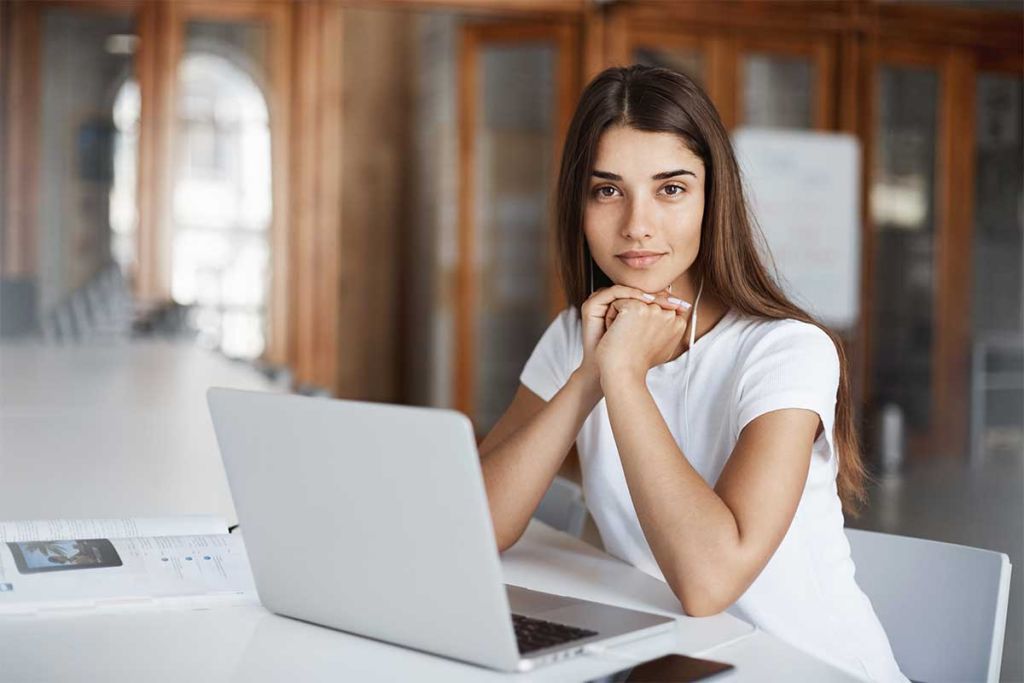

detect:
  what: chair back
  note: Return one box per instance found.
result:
[534,476,588,539]
[846,528,1012,682]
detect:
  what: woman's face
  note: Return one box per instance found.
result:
[584,125,706,296]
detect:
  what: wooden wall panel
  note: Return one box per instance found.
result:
[136,0,176,302]
[455,24,478,416]
[0,0,6,271]
[265,1,293,366]
[289,0,324,386]
[336,6,413,401]
[2,2,40,278]
[933,48,977,458]
[841,29,869,415]
[314,1,343,395]
[582,3,608,81]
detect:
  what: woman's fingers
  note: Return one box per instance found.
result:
[589,285,694,334]
[605,289,691,320]
[605,302,619,330]
[646,290,693,316]
[583,285,656,311]
[585,286,655,332]
[605,294,690,330]
[581,286,655,361]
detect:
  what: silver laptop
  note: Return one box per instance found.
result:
[207,388,675,672]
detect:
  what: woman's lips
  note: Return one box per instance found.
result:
[616,253,664,269]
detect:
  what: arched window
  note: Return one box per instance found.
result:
[111,76,140,279]
[171,51,272,359]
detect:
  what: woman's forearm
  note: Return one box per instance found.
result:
[601,371,744,616]
[480,369,603,551]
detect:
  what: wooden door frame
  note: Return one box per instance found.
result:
[1,0,143,282]
[2,0,43,281]
[455,19,580,423]
[3,0,170,303]
[0,0,168,343]
[287,0,342,389]
[0,0,294,363]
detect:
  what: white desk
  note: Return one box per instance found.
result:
[0,520,857,682]
[0,343,859,682]
[0,342,275,524]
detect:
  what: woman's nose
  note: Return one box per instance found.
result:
[621,198,653,241]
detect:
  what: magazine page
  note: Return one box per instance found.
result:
[0,533,258,614]
[0,516,228,543]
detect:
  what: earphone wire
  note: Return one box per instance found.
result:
[683,275,705,447]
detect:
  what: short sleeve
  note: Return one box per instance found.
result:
[733,321,841,463]
[519,308,583,402]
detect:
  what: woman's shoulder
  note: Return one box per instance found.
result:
[548,306,582,339]
[532,306,583,354]
[727,311,838,367]
[553,306,581,324]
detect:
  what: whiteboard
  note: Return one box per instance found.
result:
[733,128,861,330]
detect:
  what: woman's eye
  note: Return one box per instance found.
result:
[593,186,619,199]
[663,184,685,196]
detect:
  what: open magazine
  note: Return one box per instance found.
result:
[0,516,258,614]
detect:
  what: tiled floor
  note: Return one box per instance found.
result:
[848,448,1023,682]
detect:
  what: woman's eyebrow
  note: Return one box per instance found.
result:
[652,169,697,180]
[592,169,697,181]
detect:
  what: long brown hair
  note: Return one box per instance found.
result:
[555,64,867,514]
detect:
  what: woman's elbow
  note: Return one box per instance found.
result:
[495,532,518,554]
[671,580,735,618]
[493,519,528,553]
[679,598,729,618]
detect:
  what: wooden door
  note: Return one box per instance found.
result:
[456,20,579,433]
[2,1,144,334]
[862,37,1018,460]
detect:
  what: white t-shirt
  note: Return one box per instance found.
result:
[519,306,907,683]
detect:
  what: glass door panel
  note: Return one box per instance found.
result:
[36,8,137,323]
[970,72,1023,460]
[473,42,557,432]
[869,65,940,448]
[740,53,815,129]
[634,47,704,86]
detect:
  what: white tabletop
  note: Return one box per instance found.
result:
[0,342,275,524]
[0,342,859,682]
[0,520,857,682]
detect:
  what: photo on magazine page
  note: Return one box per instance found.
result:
[6,539,123,574]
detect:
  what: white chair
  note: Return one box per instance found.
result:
[845,528,1012,682]
[533,476,589,539]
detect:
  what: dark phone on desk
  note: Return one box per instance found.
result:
[599,654,734,682]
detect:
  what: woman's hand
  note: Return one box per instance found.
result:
[595,299,690,385]
[605,288,690,330]
[579,286,678,383]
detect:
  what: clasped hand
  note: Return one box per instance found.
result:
[580,285,691,384]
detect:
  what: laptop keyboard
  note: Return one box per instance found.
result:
[511,613,598,654]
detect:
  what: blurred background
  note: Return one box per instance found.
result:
[0,0,1020,678]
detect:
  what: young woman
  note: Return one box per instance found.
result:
[478,65,907,682]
